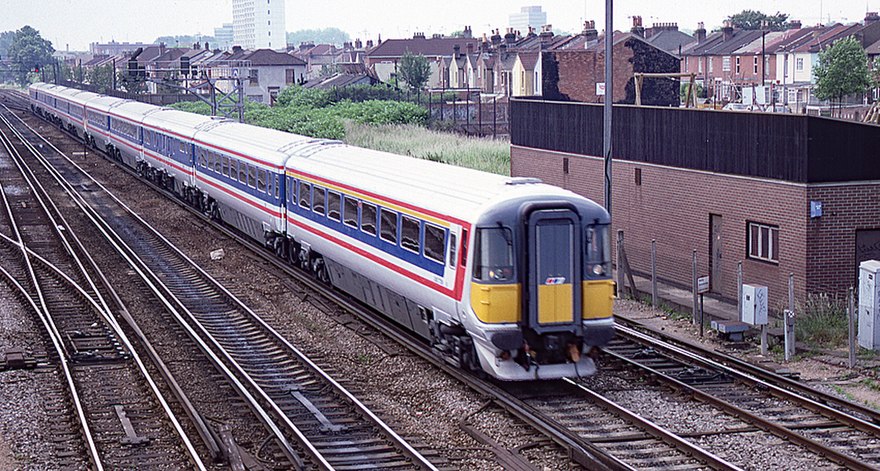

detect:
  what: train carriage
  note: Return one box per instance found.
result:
[286,143,616,380]
[141,109,216,197]
[191,121,310,244]
[82,96,127,155]
[28,82,616,381]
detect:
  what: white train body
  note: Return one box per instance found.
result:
[29,83,615,381]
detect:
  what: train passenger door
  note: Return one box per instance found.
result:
[527,210,582,332]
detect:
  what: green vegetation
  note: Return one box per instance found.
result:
[794,294,849,348]
[287,28,350,47]
[344,122,510,175]
[170,85,428,140]
[814,37,873,116]
[4,25,54,85]
[726,10,790,31]
[398,52,431,92]
[168,85,510,173]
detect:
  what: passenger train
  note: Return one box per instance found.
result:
[28,82,615,380]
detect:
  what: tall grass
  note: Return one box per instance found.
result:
[343,122,511,175]
[794,294,849,348]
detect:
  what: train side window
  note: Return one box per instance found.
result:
[248,165,257,189]
[180,140,187,155]
[460,229,469,267]
[343,196,358,228]
[230,159,238,180]
[299,182,311,209]
[424,224,446,263]
[313,186,326,215]
[197,148,206,167]
[257,169,267,193]
[274,175,281,200]
[214,153,222,173]
[222,156,230,177]
[361,203,377,236]
[239,162,247,183]
[473,227,513,281]
[448,233,458,268]
[267,173,274,197]
[286,178,295,204]
[401,216,420,253]
[380,209,398,244]
[327,191,341,221]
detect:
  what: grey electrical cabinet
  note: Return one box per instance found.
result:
[859,260,880,350]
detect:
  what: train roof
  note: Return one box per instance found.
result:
[85,95,129,113]
[289,143,580,223]
[143,109,218,140]
[193,121,313,170]
[112,100,163,122]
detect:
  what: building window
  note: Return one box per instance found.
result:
[735,56,740,74]
[249,68,259,85]
[747,222,779,263]
[708,58,713,73]
[753,56,759,74]
[286,69,297,84]
[796,58,803,71]
[723,56,731,72]
[698,58,703,74]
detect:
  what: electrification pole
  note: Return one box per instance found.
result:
[603,0,613,216]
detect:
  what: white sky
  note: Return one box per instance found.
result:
[1,0,871,51]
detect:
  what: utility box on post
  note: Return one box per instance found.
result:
[741,284,768,325]
[859,260,880,350]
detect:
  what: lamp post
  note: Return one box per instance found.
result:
[603,0,613,216]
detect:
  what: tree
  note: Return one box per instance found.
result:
[0,31,15,59]
[86,64,115,93]
[397,52,431,92]
[7,25,54,85]
[813,37,873,116]
[727,10,789,31]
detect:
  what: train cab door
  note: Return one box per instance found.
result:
[526,209,582,333]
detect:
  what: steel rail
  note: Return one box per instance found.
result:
[0,116,211,470]
[1,105,306,469]
[617,316,880,424]
[608,326,879,471]
[13,97,439,471]
[0,178,103,470]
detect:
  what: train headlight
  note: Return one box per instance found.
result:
[592,264,604,275]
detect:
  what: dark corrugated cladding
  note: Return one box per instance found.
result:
[511,98,878,183]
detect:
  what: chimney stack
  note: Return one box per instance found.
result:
[413,32,425,39]
[721,20,734,41]
[463,25,473,38]
[695,22,707,43]
[453,44,461,59]
[631,15,645,37]
[466,43,474,55]
[539,24,555,42]
[504,28,517,43]
[366,39,374,48]
[866,12,880,24]
[787,20,802,29]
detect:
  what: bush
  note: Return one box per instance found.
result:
[331,100,428,126]
[794,294,849,348]
[274,85,332,108]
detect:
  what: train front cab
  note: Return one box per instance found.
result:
[467,199,615,380]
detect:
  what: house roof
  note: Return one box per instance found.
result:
[244,49,306,66]
[517,51,540,70]
[367,36,480,58]
[791,23,853,53]
[866,36,880,55]
[647,29,696,54]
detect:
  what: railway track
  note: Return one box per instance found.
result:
[16,87,880,469]
[2,95,440,470]
[598,323,880,470]
[0,107,203,469]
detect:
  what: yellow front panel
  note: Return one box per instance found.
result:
[582,279,615,319]
[537,284,573,324]
[470,282,521,324]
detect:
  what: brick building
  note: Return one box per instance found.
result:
[543,31,680,106]
[510,99,880,310]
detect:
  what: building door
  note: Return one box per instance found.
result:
[710,214,723,294]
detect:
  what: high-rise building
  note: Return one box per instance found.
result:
[509,6,547,34]
[214,23,234,51]
[232,0,286,50]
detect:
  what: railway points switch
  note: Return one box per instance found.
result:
[741,284,768,326]
[858,260,880,350]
